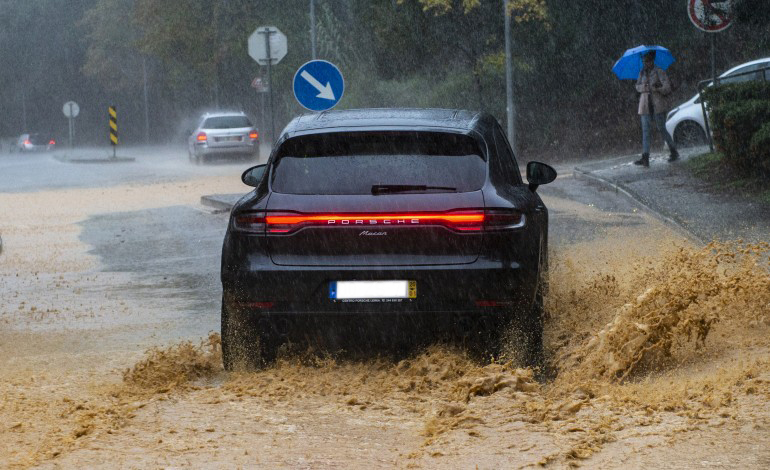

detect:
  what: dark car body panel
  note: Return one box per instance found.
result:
[221,109,549,348]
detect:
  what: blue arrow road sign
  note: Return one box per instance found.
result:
[293,60,344,112]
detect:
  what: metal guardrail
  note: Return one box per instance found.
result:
[697,64,770,152]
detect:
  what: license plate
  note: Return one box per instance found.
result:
[329,280,416,300]
[217,136,241,142]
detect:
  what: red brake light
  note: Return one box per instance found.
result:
[24,139,31,145]
[196,132,207,142]
[263,211,485,235]
[249,131,258,140]
[49,140,56,145]
[236,210,524,235]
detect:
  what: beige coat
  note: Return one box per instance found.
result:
[636,66,672,115]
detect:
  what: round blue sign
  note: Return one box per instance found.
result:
[293,60,344,112]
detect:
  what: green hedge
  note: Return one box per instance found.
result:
[750,122,770,174]
[702,82,770,176]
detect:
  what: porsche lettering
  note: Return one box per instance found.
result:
[327,219,420,225]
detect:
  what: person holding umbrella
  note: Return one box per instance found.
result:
[613,45,680,167]
[634,50,679,167]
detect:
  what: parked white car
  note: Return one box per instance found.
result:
[665,57,770,147]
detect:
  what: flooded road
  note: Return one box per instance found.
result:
[1,149,769,468]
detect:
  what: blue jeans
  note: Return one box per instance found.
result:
[641,112,676,154]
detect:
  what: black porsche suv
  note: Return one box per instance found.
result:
[220,108,556,369]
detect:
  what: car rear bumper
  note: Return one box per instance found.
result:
[222,259,537,316]
[226,307,519,347]
[21,145,54,151]
[195,143,258,156]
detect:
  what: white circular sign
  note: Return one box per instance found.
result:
[63,101,80,118]
[688,0,734,33]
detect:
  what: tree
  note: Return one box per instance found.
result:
[81,0,144,93]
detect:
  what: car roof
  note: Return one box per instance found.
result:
[201,111,247,119]
[282,108,486,135]
[721,57,770,77]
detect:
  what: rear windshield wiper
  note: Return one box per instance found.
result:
[371,184,457,195]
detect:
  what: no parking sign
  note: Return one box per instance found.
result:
[688,0,734,32]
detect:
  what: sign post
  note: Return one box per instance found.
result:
[688,0,733,152]
[248,26,287,144]
[62,101,80,149]
[688,0,734,83]
[251,76,269,137]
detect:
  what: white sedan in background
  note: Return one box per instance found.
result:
[15,133,56,152]
[187,111,260,164]
[666,57,770,148]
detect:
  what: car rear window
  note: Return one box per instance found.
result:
[28,134,49,144]
[202,116,252,129]
[271,131,486,195]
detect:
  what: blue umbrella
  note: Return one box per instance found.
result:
[612,45,675,80]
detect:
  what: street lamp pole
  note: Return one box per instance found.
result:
[310,0,317,60]
[504,0,515,151]
[142,56,150,145]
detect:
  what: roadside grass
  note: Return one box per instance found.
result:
[686,152,770,205]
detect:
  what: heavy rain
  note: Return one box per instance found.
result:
[1,1,770,468]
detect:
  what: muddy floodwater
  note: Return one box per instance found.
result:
[1,170,770,468]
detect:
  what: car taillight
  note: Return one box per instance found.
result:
[236,210,524,235]
[23,139,31,145]
[261,211,486,235]
[484,209,526,231]
[49,140,55,145]
[233,212,266,233]
[196,132,207,142]
[249,130,258,140]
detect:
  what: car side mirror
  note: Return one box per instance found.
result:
[242,164,267,187]
[526,161,557,192]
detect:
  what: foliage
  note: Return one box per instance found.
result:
[81,0,143,93]
[1,0,770,155]
[703,83,770,176]
[702,81,770,109]
[749,122,770,175]
[408,0,548,24]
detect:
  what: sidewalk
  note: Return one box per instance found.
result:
[574,147,770,244]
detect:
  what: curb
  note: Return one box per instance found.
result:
[573,166,706,245]
[200,194,242,212]
[54,155,136,164]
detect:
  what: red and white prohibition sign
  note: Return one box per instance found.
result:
[688,0,734,32]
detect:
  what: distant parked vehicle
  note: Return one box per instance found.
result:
[187,112,260,164]
[666,57,770,148]
[15,133,56,152]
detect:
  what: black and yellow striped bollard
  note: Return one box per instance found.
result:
[109,105,118,158]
